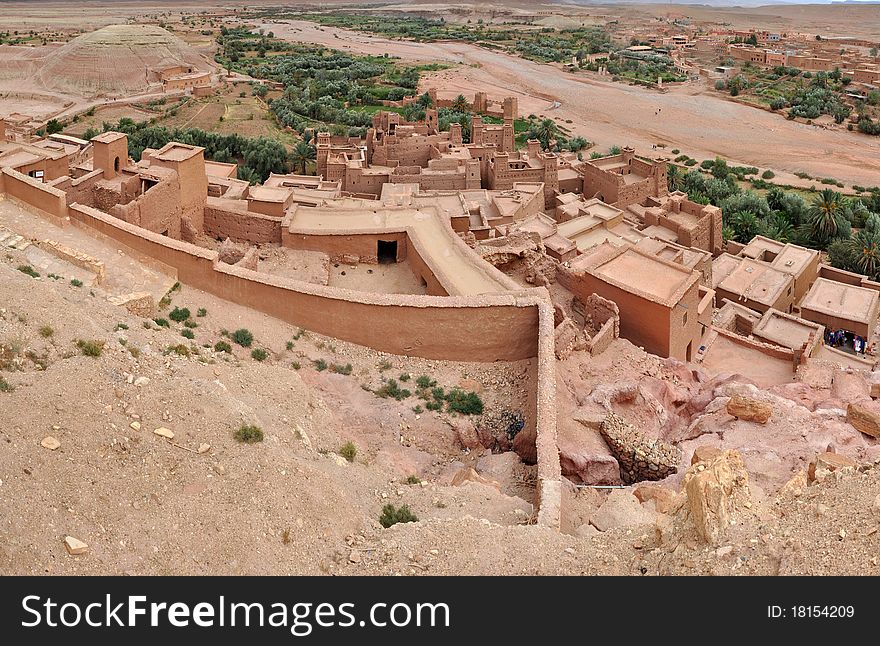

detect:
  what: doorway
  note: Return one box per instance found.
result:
[377,239,397,264]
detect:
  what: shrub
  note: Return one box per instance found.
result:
[375,379,411,401]
[251,348,268,361]
[197,308,207,317]
[416,375,435,389]
[671,149,680,154]
[339,441,357,462]
[378,359,392,371]
[115,323,129,331]
[233,424,264,443]
[0,376,13,393]
[399,373,411,382]
[379,504,418,528]
[168,344,190,356]
[425,400,442,411]
[128,346,141,359]
[291,361,301,370]
[181,328,195,339]
[214,340,232,353]
[17,265,39,278]
[331,362,352,375]
[714,79,726,90]
[184,320,198,328]
[761,170,775,179]
[69,278,83,287]
[405,475,421,485]
[412,405,423,414]
[39,325,54,338]
[231,328,253,347]
[314,359,327,371]
[169,306,190,322]
[444,388,484,415]
[286,341,294,351]
[76,339,103,357]
[153,317,170,327]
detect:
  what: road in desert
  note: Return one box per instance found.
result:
[267,20,880,188]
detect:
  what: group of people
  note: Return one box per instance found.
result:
[825,329,875,356]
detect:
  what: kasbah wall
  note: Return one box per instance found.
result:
[0,167,562,529]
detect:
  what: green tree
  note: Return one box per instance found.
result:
[290,140,316,174]
[847,228,880,279]
[451,94,470,113]
[808,188,845,242]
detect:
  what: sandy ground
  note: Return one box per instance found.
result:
[263,18,880,189]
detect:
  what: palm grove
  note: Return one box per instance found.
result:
[669,161,880,280]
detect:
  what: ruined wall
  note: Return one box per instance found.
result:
[1,168,67,218]
[558,266,673,357]
[204,204,281,244]
[282,230,408,266]
[110,174,181,238]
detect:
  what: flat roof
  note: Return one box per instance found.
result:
[800,277,880,325]
[92,131,127,144]
[576,243,699,307]
[154,142,204,162]
[753,308,823,350]
[204,160,237,178]
[713,254,793,307]
[248,185,291,203]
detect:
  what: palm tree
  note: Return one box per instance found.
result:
[728,210,759,242]
[848,229,880,279]
[528,118,558,150]
[808,188,844,242]
[758,212,794,242]
[451,94,470,113]
[290,141,316,175]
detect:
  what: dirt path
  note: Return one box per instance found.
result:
[266,19,880,189]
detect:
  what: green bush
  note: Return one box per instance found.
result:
[70,279,83,287]
[76,339,103,357]
[412,405,423,414]
[399,373,411,382]
[444,388,484,415]
[416,375,436,389]
[405,475,421,485]
[286,341,294,350]
[169,306,190,322]
[379,504,418,528]
[375,379,411,400]
[17,265,40,278]
[231,328,253,347]
[234,424,264,443]
[251,348,268,361]
[197,308,207,317]
[184,320,198,328]
[331,362,352,375]
[168,344,190,356]
[39,325,54,338]
[762,170,775,179]
[181,328,195,339]
[153,317,170,327]
[0,376,14,393]
[339,441,357,462]
[291,361,301,370]
[214,340,232,353]
[314,358,328,371]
